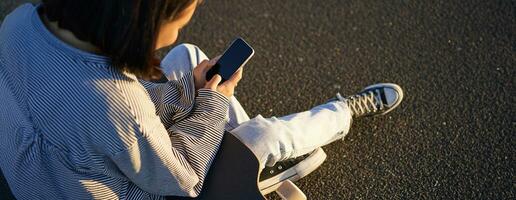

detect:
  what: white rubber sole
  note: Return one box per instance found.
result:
[259,148,327,195]
[363,83,404,115]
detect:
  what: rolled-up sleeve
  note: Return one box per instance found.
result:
[108,72,229,197]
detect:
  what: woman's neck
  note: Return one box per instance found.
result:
[39,11,100,54]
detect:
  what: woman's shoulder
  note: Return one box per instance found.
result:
[1,3,35,34]
[3,3,35,21]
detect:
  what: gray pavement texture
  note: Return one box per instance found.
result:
[1,0,514,199]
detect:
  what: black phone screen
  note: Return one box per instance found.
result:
[206,38,254,83]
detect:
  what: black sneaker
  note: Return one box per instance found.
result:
[258,148,326,195]
[337,83,404,117]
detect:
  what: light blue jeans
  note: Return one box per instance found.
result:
[161,44,353,169]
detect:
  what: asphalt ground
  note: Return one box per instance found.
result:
[1,0,514,199]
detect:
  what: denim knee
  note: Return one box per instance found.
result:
[230,115,288,167]
[161,43,208,80]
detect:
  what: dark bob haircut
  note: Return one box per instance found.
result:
[41,0,200,78]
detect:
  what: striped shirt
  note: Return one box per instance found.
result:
[0,3,229,199]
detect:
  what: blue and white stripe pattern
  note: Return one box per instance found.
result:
[0,4,229,199]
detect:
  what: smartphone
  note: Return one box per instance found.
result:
[206,38,254,84]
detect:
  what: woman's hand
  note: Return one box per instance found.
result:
[193,56,242,97]
[193,56,221,91]
[205,68,243,98]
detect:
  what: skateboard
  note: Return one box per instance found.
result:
[168,132,327,200]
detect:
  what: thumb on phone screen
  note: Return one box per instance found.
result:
[205,74,222,91]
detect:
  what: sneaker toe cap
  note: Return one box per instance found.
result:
[384,87,400,106]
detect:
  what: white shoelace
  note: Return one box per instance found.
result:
[337,90,383,116]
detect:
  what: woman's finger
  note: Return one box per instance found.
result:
[206,74,222,90]
[205,56,221,71]
[224,68,243,86]
[210,55,222,64]
[197,59,210,70]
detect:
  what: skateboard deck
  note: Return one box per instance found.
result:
[167,132,265,200]
[169,132,321,200]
